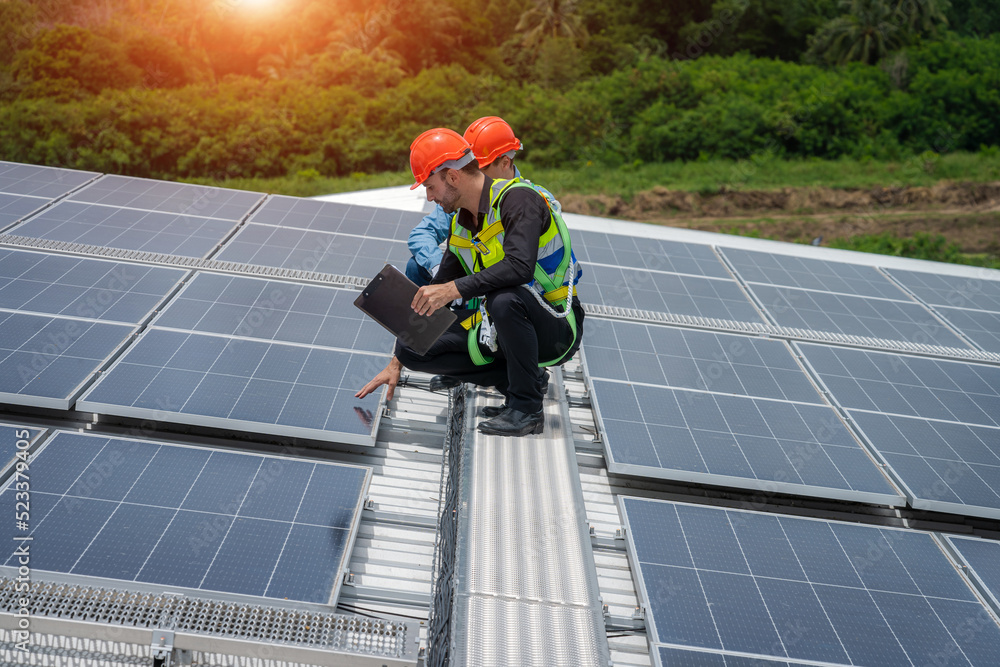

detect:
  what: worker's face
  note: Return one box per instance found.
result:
[424,170,461,214]
[481,155,514,181]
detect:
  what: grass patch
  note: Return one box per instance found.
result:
[189,152,1000,200]
[825,232,1000,269]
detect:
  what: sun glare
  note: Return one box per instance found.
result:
[237,0,275,9]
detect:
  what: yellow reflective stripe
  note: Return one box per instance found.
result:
[449,234,475,249]
[460,311,482,330]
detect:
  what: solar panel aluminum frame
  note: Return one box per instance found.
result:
[0,431,373,611]
[75,334,388,448]
[792,342,1000,521]
[580,348,905,507]
[616,496,998,667]
[0,316,139,411]
[843,413,1000,521]
[942,535,1000,620]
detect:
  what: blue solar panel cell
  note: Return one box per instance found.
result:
[153,273,394,353]
[265,524,348,603]
[887,269,1000,312]
[0,161,97,198]
[67,175,263,221]
[947,536,1000,614]
[592,379,900,503]
[0,249,186,324]
[573,231,730,278]
[214,225,411,278]
[0,312,133,408]
[721,247,908,300]
[0,432,369,605]
[72,504,176,580]
[78,329,386,445]
[201,517,290,597]
[247,195,418,242]
[623,497,1000,667]
[800,344,1000,428]
[750,284,969,347]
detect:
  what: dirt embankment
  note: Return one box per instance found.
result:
[561,182,1000,253]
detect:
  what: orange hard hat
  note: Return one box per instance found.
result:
[464,116,522,168]
[409,128,475,190]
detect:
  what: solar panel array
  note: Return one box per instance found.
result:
[79,272,391,445]
[799,343,1000,519]
[248,195,418,242]
[0,249,187,409]
[887,269,1000,312]
[579,265,764,323]
[720,247,910,299]
[214,224,411,278]
[0,431,369,605]
[0,161,98,199]
[946,536,1000,616]
[7,175,264,258]
[573,231,731,279]
[621,497,1000,667]
[584,318,901,504]
[0,193,50,232]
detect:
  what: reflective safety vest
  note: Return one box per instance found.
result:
[448,177,581,366]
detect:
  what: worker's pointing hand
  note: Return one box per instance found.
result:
[412,281,461,316]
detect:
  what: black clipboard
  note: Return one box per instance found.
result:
[354,264,457,356]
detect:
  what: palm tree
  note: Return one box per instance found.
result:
[515,0,587,50]
[808,0,903,65]
[809,0,950,65]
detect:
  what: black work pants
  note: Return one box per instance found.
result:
[396,287,584,413]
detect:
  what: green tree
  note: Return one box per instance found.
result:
[11,24,143,99]
[947,0,1000,36]
[516,0,588,49]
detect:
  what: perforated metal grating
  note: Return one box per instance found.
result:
[0,578,418,662]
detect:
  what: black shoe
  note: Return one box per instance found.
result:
[477,408,545,436]
[482,403,508,418]
[429,375,461,392]
[484,371,550,417]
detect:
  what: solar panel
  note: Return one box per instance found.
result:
[0,311,134,409]
[584,320,901,504]
[887,269,1000,312]
[214,224,412,278]
[11,201,244,258]
[845,411,1000,519]
[946,535,1000,617]
[0,248,187,324]
[720,247,908,299]
[151,272,394,353]
[621,496,1000,667]
[573,231,731,278]
[579,264,764,323]
[656,647,821,666]
[248,195,419,242]
[0,161,98,198]
[748,284,969,347]
[935,307,1000,353]
[77,329,387,445]
[67,175,264,221]
[0,423,45,478]
[0,193,50,231]
[0,431,369,605]
[798,343,1000,428]
[583,318,822,402]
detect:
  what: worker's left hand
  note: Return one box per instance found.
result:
[412,281,461,316]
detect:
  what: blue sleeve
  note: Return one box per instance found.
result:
[407,205,451,273]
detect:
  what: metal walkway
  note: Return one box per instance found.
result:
[451,370,610,667]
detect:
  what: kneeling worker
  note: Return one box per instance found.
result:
[356,127,584,436]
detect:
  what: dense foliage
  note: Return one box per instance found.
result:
[1,0,998,180]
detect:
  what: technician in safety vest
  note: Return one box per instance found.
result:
[356,127,585,437]
[404,116,557,288]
